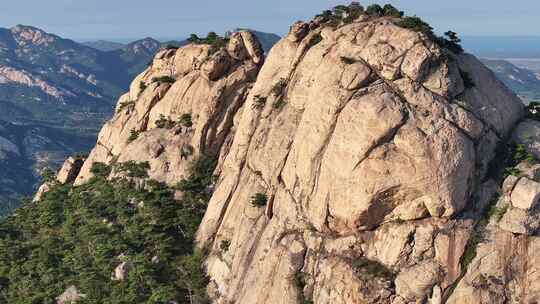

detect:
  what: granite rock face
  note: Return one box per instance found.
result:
[195,16,523,304]
[69,11,531,304]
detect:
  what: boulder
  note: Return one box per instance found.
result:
[201,49,232,81]
[287,21,309,42]
[510,177,540,210]
[56,156,85,184]
[33,183,50,202]
[56,286,86,304]
[395,261,441,301]
[498,206,540,235]
[113,261,133,281]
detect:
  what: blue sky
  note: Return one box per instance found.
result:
[0,0,538,41]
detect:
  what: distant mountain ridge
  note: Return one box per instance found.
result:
[82,40,126,51]
[482,58,540,102]
[0,25,163,128]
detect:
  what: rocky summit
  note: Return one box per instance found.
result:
[2,3,540,304]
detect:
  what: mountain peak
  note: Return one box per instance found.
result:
[124,37,161,55]
[10,24,59,46]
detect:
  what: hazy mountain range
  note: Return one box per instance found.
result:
[0,25,280,210]
[482,58,540,102]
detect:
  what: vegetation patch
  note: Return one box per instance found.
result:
[155,114,177,129]
[271,78,288,97]
[164,44,179,50]
[139,81,147,92]
[252,95,267,110]
[460,70,475,89]
[396,16,464,54]
[316,3,364,25]
[220,240,231,253]
[487,142,535,179]
[250,193,268,207]
[307,33,323,48]
[0,154,218,303]
[353,257,395,280]
[187,32,230,55]
[340,56,357,65]
[294,272,313,304]
[179,113,193,128]
[151,75,176,84]
[113,161,151,178]
[174,157,217,199]
[273,98,287,110]
[90,162,112,178]
[118,100,136,112]
[127,129,140,143]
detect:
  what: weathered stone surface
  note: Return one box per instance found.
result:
[447,229,540,304]
[56,286,86,304]
[56,156,85,184]
[33,183,50,202]
[194,14,522,304]
[74,30,262,186]
[498,206,540,235]
[395,261,441,301]
[63,11,526,304]
[510,177,540,210]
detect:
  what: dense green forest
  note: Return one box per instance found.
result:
[0,158,215,303]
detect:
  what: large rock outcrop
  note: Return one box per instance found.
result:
[69,9,529,304]
[74,31,263,185]
[195,14,523,304]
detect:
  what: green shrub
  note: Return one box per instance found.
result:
[460,70,475,89]
[40,167,57,184]
[118,100,135,112]
[271,78,288,97]
[487,204,508,223]
[188,32,229,55]
[90,162,112,177]
[273,98,287,110]
[220,240,231,252]
[250,193,268,207]
[114,161,151,178]
[175,157,218,198]
[340,56,356,64]
[252,95,267,109]
[396,16,433,35]
[307,33,323,48]
[0,153,218,302]
[294,272,313,304]
[127,129,140,143]
[487,141,535,180]
[365,4,383,17]
[441,30,464,53]
[179,114,193,128]
[187,34,200,43]
[140,81,147,91]
[73,152,88,160]
[164,44,179,50]
[382,4,403,17]
[155,114,176,129]
[152,76,176,84]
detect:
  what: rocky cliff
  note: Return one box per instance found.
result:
[63,4,539,304]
